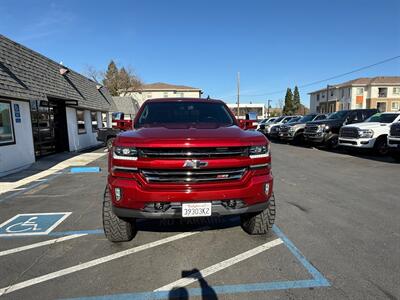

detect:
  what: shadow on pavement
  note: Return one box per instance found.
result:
[136,216,241,233]
[169,269,218,300]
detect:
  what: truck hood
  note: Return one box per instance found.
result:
[343,122,390,130]
[116,125,268,147]
[306,119,342,126]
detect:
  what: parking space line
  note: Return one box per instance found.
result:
[0,231,200,296]
[0,234,87,257]
[155,238,283,292]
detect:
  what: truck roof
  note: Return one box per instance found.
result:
[143,98,225,104]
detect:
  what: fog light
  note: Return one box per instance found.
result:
[227,200,237,208]
[154,202,164,210]
[264,183,270,195]
[115,188,122,201]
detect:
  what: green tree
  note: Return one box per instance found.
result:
[293,86,301,114]
[103,60,119,96]
[282,88,294,115]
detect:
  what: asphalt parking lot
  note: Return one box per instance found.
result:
[0,144,399,300]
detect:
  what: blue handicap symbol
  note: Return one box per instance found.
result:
[0,213,71,236]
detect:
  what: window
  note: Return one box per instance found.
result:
[330,90,334,97]
[91,111,98,131]
[378,88,387,98]
[163,92,169,98]
[316,94,320,101]
[76,109,86,134]
[0,100,15,145]
[102,112,107,127]
[393,87,400,95]
[356,87,364,95]
[136,102,234,128]
[341,89,344,98]
[392,102,399,111]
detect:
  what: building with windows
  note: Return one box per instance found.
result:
[309,77,400,113]
[120,82,202,107]
[0,35,114,177]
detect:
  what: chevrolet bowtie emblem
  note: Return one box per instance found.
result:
[183,159,208,169]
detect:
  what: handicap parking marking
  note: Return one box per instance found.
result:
[0,212,72,237]
[65,226,330,300]
[70,167,101,173]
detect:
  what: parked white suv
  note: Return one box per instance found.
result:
[338,112,400,155]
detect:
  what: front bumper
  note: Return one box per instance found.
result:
[279,132,295,140]
[338,137,376,149]
[388,136,400,151]
[108,170,273,219]
[113,201,269,219]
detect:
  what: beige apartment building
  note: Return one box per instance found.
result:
[120,82,202,107]
[309,77,400,113]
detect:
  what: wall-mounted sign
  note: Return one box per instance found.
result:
[13,104,21,123]
[13,103,20,112]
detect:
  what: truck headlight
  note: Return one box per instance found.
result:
[249,144,270,158]
[289,127,295,133]
[113,146,138,160]
[358,129,374,138]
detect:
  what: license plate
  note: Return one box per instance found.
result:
[182,203,212,218]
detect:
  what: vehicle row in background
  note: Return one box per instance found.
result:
[258,110,400,161]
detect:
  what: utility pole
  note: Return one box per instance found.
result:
[236,72,240,119]
[325,84,330,113]
[267,99,272,117]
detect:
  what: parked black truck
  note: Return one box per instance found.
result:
[303,109,378,148]
[279,113,327,144]
[388,122,400,162]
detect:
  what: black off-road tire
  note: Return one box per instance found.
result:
[103,187,135,242]
[240,194,276,235]
[391,152,400,162]
[106,137,115,150]
[373,136,389,156]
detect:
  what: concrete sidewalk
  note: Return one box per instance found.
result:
[0,148,107,196]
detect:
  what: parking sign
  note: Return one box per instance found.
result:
[0,212,71,236]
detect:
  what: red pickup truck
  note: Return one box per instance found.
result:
[103,98,275,242]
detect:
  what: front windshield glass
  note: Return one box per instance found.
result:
[366,113,399,123]
[299,115,316,122]
[136,102,235,128]
[287,117,301,123]
[328,111,348,120]
[274,117,285,123]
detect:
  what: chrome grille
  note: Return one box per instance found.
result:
[340,127,359,138]
[280,126,290,133]
[305,125,319,133]
[141,168,246,183]
[138,147,247,159]
[390,123,400,137]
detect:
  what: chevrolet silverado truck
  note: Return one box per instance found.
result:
[103,98,275,242]
[279,113,327,144]
[304,109,377,148]
[339,112,400,155]
[388,122,400,161]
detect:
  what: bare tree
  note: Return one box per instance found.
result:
[83,64,104,83]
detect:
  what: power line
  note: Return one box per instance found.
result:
[237,55,400,97]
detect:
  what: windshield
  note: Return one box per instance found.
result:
[366,113,399,123]
[135,102,235,128]
[273,116,285,123]
[328,111,348,120]
[287,117,301,123]
[299,115,317,122]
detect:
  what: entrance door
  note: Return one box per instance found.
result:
[30,99,68,157]
[377,102,387,112]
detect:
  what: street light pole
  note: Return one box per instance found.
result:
[267,99,272,117]
[237,72,240,119]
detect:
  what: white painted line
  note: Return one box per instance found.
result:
[0,234,87,257]
[155,238,283,292]
[0,231,199,296]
